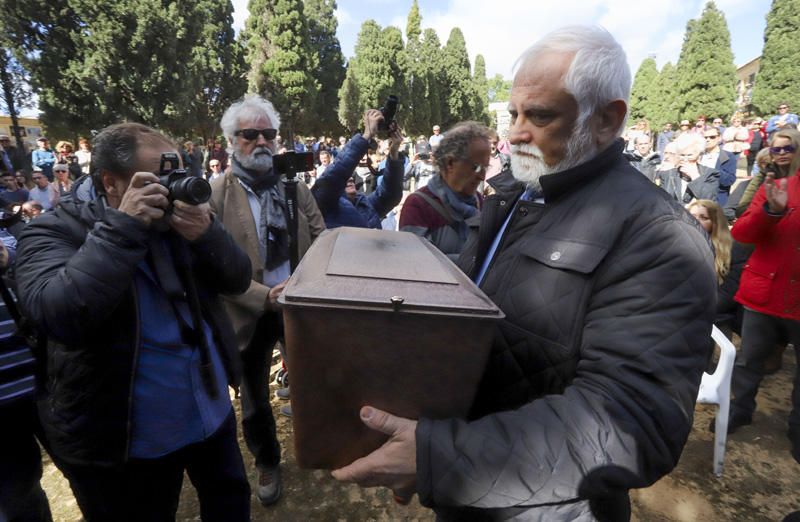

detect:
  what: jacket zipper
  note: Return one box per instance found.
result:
[124,285,141,462]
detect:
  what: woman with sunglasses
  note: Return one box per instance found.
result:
[736,129,800,217]
[723,127,800,465]
[400,121,491,261]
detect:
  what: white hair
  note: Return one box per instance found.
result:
[515,25,631,136]
[220,94,282,153]
[674,133,705,157]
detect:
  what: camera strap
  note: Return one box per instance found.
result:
[153,235,219,399]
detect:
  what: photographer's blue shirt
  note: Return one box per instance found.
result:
[129,251,231,459]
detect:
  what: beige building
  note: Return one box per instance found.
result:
[0,115,43,150]
[735,56,760,115]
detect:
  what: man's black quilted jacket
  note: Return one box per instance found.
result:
[415,140,717,521]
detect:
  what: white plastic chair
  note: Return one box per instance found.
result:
[696,325,737,477]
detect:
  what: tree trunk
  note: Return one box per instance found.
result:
[0,50,24,156]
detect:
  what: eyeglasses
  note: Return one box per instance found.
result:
[779,106,789,110]
[234,128,277,141]
[466,161,488,174]
[770,145,796,155]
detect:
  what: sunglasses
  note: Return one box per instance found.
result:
[779,106,789,110]
[234,128,277,141]
[770,145,796,155]
[704,135,719,140]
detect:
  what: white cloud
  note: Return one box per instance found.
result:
[418,0,706,79]
[231,0,249,33]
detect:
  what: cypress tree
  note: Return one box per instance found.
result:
[629,57,658,122]
[305,0,346,136]
[402,0,431,136]
[441,27,475,127]
[651,62,679,128]
[751,0,800,116]
[246,0,319,141]
[472,54,490,125]
[381,26,407,106]
[184,0,247,139]
[337,64,361,132]
[674,1,737,121]
[420,28,444,131]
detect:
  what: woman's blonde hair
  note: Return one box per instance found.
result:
[770,128,800,176]
[688,199,731,284]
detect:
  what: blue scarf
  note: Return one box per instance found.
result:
[426,174,479,240]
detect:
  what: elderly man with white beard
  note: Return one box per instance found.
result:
[332,26,717,521]
[209,94,325,507]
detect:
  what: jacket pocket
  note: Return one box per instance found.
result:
[740,264,775,305]
[491,236,608,351]
[519,236,609,274]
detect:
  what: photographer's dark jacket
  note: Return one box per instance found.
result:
[15,189,250,466]
[416,140,717,521]
[311,134,404,229]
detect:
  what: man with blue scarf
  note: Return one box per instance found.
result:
[399,121,491,261]
[311,109,405,229]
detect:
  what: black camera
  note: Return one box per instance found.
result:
[157,152,211,205]
[273,151,315,177]
[378,95,399,132]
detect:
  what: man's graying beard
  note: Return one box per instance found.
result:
[236,145,274,172]
[510,117,597,193]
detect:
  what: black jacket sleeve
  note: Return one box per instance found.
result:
[16,207,150,346]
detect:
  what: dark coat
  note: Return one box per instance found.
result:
[416,140,717,521]
[655,164,720,203]
[15,195,251,466]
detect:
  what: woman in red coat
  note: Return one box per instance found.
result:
[726,129,800,462]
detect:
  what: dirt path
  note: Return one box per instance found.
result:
[41,341,800,521]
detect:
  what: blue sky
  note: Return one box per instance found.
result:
[232,0,770,79]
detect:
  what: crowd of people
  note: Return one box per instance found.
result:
[0,23,798,522]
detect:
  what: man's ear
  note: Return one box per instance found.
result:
[100,170,119,196]
[593,99,628,147]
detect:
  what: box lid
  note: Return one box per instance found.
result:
[278,227,503,318]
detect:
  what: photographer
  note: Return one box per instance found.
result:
[210,94,326,506]
[311,109,405,229]
[16,123,253,521]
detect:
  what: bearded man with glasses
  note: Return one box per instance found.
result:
[210,94,325,507]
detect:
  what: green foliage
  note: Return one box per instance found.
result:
[402,0,430,136]
[420,28,445,130]
[751,0,800,115]
[336,20,405,134]
[305,0,346,137]
[629,57,658,122]
[472,54,490,125]
[337,64,361,132]
[406,0,422,45]
[441,27,476,127]
[487,74,511,103]
[651,62,679,128]
[246,0,319,139]
[674,1,737,121]
[0,0,245,139]
[184,0,248,139]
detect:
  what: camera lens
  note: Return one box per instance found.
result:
[171,177,211,205]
